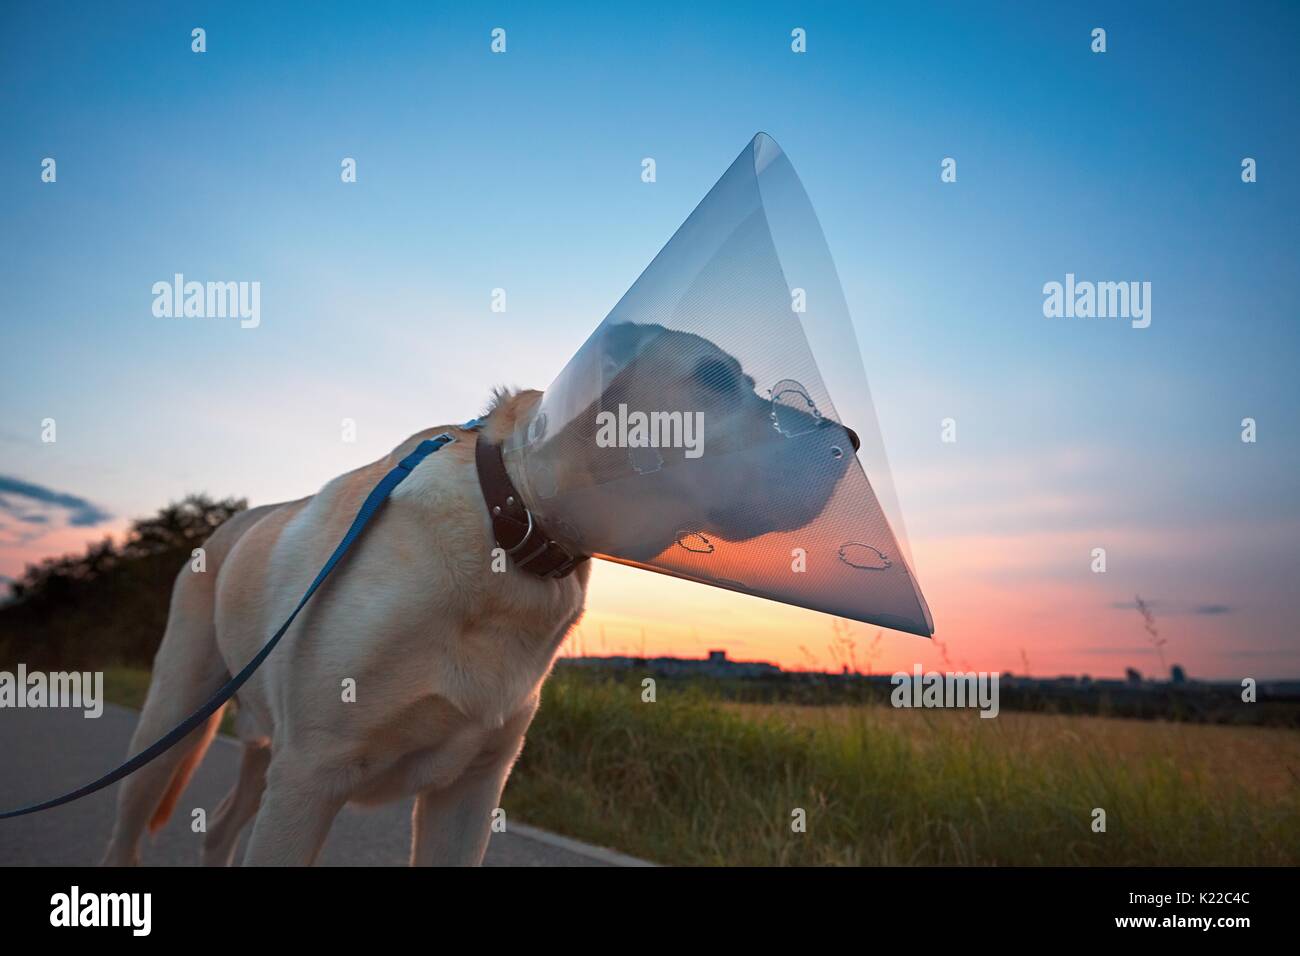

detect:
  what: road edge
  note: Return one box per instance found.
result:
[508,822,658,867]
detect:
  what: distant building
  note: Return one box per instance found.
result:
[563,648,781,679]
[1171,665,1186,684]
[1125,667,1143,686]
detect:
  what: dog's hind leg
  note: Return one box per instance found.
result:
[201,740,270,866]
[101,563,230,866]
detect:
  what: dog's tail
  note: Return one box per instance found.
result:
[148,708,223,834]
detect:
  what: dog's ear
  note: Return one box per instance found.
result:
[483,385,517,417]
[483,387,541,441]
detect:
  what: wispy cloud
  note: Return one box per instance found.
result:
[1110,599,1235,617]
[1193,604,1233,616]
[1075,646,1163,657]
[0,476,112,528]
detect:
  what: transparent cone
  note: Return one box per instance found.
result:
[503,133,933,637]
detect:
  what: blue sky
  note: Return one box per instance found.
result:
[1,1,1297,677]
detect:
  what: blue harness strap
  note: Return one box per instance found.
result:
[0,432,457,819]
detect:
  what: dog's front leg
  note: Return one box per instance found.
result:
[410,745,519,867]
[241,757,346,866]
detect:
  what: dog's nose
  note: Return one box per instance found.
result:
[845,426,861,453]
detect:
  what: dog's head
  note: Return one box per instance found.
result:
[519,323,856,562]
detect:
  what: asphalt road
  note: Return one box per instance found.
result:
[0,703,647,867]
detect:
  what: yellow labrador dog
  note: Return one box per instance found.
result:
[99,323,843,867]
[102,389,589,866]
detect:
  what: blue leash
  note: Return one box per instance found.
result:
[0,432,459,819]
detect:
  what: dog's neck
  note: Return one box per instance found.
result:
[480,388,542,500]
[476,389,590,576]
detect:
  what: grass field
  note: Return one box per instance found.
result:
[101,667,1300,866]
[505,672,1300,865]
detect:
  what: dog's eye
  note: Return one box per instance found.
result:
[693,358,739,394]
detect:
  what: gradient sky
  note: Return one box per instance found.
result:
[2,1,1297,679]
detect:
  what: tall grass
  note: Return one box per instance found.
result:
[505,671,1300,865]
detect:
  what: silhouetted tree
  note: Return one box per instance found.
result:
[0,494,246,668]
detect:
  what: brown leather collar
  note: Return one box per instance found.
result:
[474,435,587,579]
